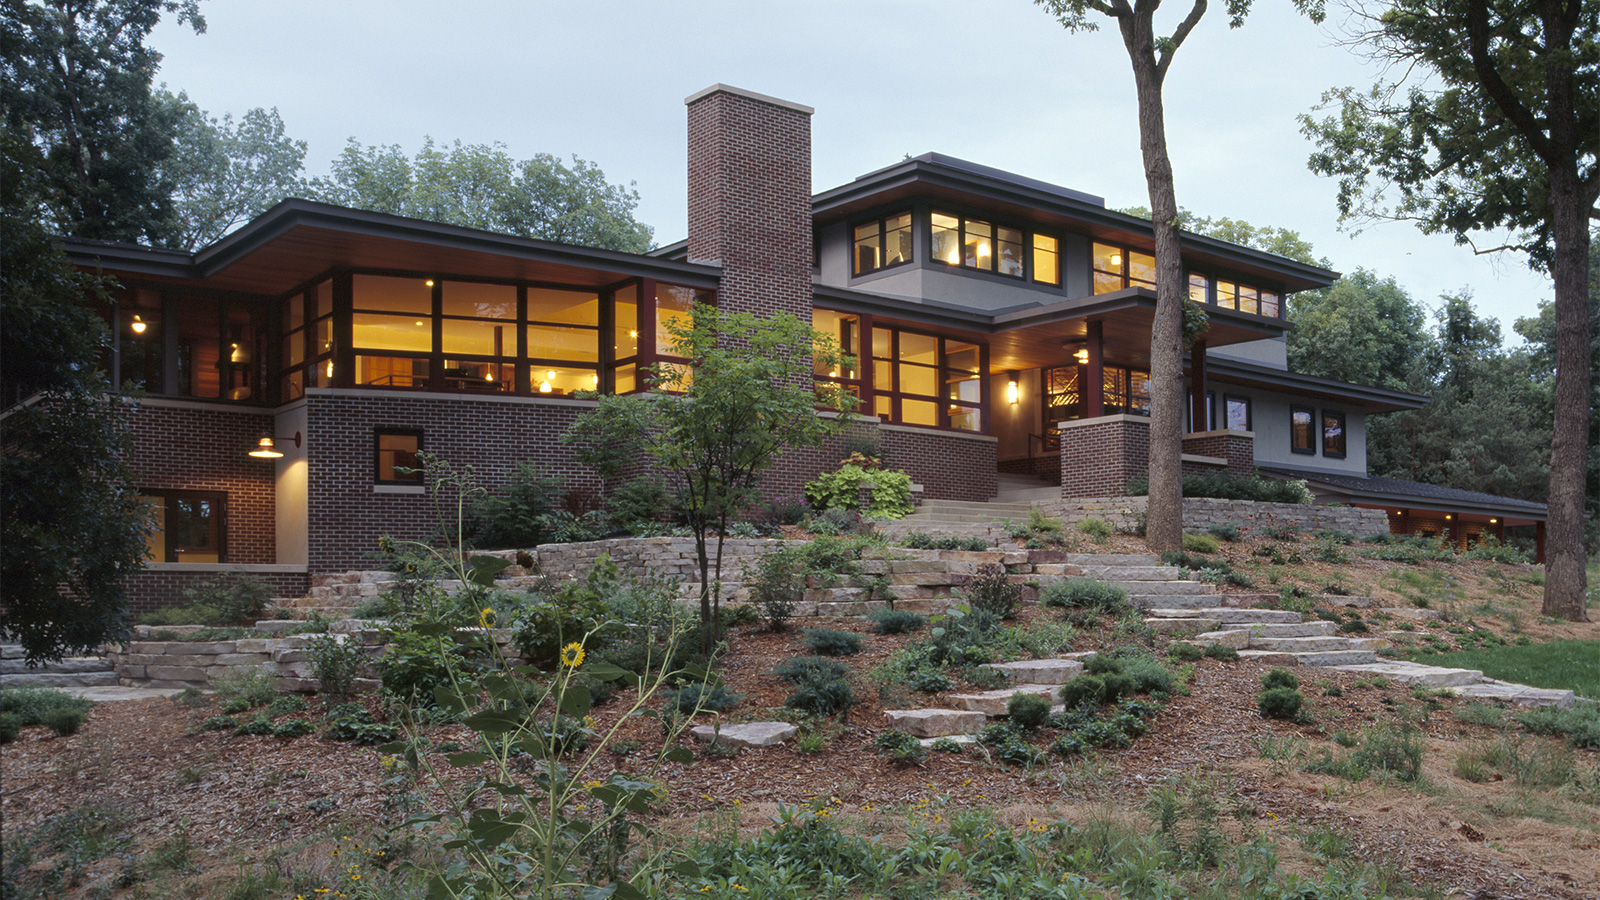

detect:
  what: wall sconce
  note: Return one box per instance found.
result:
[1489,518,1498,524]
[130,314,148,334]
[248,432,302,459]
[1444,514,1453,520]
[1006,372,1020,405]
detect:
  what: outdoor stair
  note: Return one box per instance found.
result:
[1,644,117,688]
[877,498,1036,540]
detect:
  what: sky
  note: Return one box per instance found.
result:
[148,0,1556,338]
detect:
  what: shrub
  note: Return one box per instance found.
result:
[0,687,94,736]
[272,718,315,739]
[1116,652,1177,694]
[219,697,253,715]
[963,567,1021,619]
[1007,693,1052,730]
[1182,533,1220,553]
[1516,704,1600,750]
[1258,687,1304,720]
[1352,722,1425,781]
[1059,674,1106,707]
[1040,578,1128,615]
[774,656,849,685]
[1077,518,1113,541]
[1161,550,1211,571]
[1167,643,1204,662]
[210,666,278,707]
[0,712,22,743]
[1101,672,1137,702]
[802,627,863,656]
[666,683,743,714]
[1202,644,1240,661]
[265,695,307,717]
[901,533,988,551]
[1206,523,1242,542]
[804,461,915,520]
[139,576,273,626]
[759,494,809,527]
[39,707,86,736]
[873,729,927,766]
[199,716,236,732]
[235,715,276,736]
[1128,473,1314,504]
[603,477,669,536]
[470,462,565,548]
[1084,653,1122,676]
[1261,669,1300,691]
[783,672,856,717]
[307,633,365,700]
[931,737,964,753]
[866,608,927,635]
[911,670,954,693]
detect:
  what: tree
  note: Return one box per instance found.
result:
[1,125,150,663]
[564,305,852,655]
[0,0,206,244]
[307,138,655,253]
[159,91,307,250]
[1301,0,1597,620]
[1122,205,1324,266]
[1037,0,1307,552]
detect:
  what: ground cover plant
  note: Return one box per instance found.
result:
[1401,639,1599,699]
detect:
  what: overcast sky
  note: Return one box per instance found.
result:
[149,0,1555,336]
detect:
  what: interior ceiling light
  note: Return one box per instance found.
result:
[131,315,147,334]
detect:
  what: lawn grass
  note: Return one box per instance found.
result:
[1422,640,1600,699]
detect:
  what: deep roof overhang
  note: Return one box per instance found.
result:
[1262,466,1547,522]
[1204,359,1429,412]
[812,154,1340,293]
[62,199,721,298]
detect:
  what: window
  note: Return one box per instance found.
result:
[1102,367,1151,417]
[1290,406,1315,454]
[870,324,985,431]
[140,490,226,563]
[812,309,862,410]
[376,430,423,484]
[931,211,1024,278]
[1322,410,1346,458]
[852,212,913,275]
[1225,394,1252,432]
[1032,234,1060,285]
[1092,242,1156,294]
[1191,274,1281,318]
[1192,390,1216,432]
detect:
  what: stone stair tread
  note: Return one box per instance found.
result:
[1130,595,1231,610]
[1106,581,1215,595]
[1144,617,1220,634]
[1249,636,1388,653]
[883,708,988,738]
[1144,608,1303,624]
[0,671,120,688]
[980,658,1086,685]
[1452,681,1576,707]
[1063,554,1161,566]
[948,684,1057,716]
[1326,660,1488,686]
[1291,650,1381,667]
[1075,565,1182,581]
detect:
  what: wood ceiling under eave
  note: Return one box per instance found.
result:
[190,226,657,296]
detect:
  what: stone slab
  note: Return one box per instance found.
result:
[1147,608,1303,625]
[1142,617,1221,635]
[1250,636,1386,653]
[1452,681,1576,708]
[1292,650,1380,667]
[884,708,988,738]
[0,671,119,688]
[918,733,980,748]
[0,658,110,675]
[1194,629,1251,649]
[690,722,798,748]
[981,658,1085,685]
[1244,622,1339,638]
[948,684,1057,716]
[1237,649,1300,666]
[1327,661,1487,687]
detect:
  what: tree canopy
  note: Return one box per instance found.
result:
[306,138,655,253]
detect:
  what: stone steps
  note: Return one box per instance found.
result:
[1076,565,1182,581]
[1146,608,1302,624]
[1131,594,1230,610]
[1064,553,1161,567]
[0,644,116,688]
[947,683,1057,716]
[979,658,1086,685]
[1249,636,1388,654]
[1326,660,1488,687]
[0,671,120,688]
[884,708,988,738]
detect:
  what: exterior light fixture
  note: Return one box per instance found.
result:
[425,279,435,287]
[1489,518,1498,524]
[1007,371,1020,405]
[131,315,148,334]
[248,431,302,459]
[1444,514,1453,520]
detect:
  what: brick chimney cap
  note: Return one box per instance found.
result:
[684,83,814,116]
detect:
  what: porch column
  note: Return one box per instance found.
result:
[1085,320,1104,418]
[1493,519,1505,543]
[1446,516,1461,550]
[1190,339,1207,432]
[1536,521,1546,564]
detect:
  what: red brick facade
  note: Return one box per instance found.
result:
[1059,417,1257,498]
[686,85,813,321]
[125,569,309,616]
[1181,431,1255,475]
[303,391,600,572]
[763,422,998,503]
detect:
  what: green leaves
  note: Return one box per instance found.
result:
[467,554,513,587]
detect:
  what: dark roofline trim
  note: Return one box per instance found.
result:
[61,199,723,289]
[1207,359,1429,412]
[812,155,1340,290]
[1261,466,1547,519]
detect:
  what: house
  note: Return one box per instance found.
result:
[56,84,1548,611]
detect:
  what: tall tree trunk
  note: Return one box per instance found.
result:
[1540,167,1592,622]
[1120,13,1185,553]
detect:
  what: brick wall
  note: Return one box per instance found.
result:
[303,391,599,572]
[125,569,309,616]
[1059,417,1149,497]
[762,421,997,504]
[1182,431,1254,476]
[685,85,813,321]
[122,400,278,564]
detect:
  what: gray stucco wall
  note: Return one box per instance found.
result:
[1218,385,1368,476]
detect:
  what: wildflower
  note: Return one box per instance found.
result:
[560,642,585,668]
[478,607,496,628]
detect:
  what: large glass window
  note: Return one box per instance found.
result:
[1322,410,1346,458]
[1225,394,1252,432]
[1032,234,1060,285]
[852,212,912,275]
[141,490,225,563]
[1190,273,1282,318]
[1092,242,1156,294]
[932,211,1024,279]
[1291,406,1315,454]
[870,324,985,431]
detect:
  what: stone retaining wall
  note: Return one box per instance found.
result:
[535,537,794,583]
[1036,496,1388,536]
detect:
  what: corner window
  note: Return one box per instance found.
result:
[140,490,226,563]
[1322,410,1346,458]
[852,212,913,275]
[1032,234,1060,285]
[931,211,1024,278]
[376,429,424,484]
[1290,406,1315,454]
[1225,395,1252,432]
[870,325,985,432]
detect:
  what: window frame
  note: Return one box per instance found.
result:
[850,211,914,276]
[1224,394,1253,432]
[1092,242,1157,294]
[930,210,1027,280]
[141,489,228,564]
[1321,409,1347,459]
[375,428,426,485]
[868,323,988,433]
[1290,405,1316,455]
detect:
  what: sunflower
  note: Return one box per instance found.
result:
[559,642,585,669]
[478,607,496,628]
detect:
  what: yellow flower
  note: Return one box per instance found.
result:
[478,607,496,628]
[560,642,585,668]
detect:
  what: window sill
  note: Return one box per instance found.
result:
[374,484,426,494]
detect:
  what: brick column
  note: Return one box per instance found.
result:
[685,84,814,320]
[1059,415,1149,498]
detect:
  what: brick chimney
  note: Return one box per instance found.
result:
[685,84,813,319]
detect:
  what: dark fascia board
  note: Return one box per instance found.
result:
[1206,358,1429,412]
[812,154,1341,291]
[62,199,722,289]
[1262,469,1547,520]
[649,238,689,260]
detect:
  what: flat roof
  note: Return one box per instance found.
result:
[1262,466,1547,521]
